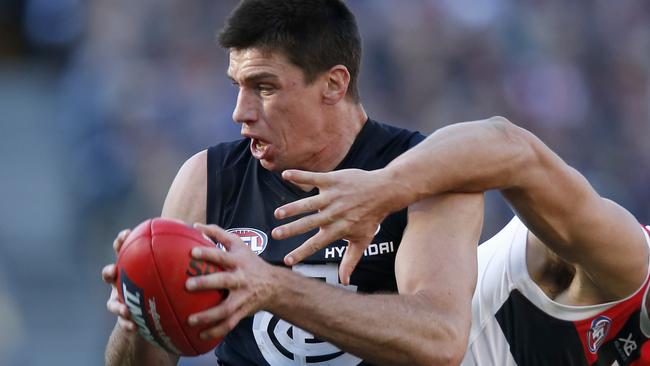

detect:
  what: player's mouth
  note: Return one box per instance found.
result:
[251,138,271,160]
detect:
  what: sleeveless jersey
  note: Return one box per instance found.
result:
[206,119,424,365]
[461,216,650,366]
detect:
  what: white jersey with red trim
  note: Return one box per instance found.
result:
[461,217,650,366]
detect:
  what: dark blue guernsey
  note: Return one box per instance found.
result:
[206,119,424,366]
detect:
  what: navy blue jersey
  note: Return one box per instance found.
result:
[206,119,424,365]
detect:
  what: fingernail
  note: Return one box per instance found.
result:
[274,228,283,237]
[276,209,285,219]
[186,279,197,290]
[192,247,202,257]
[285,255,294,266]
[188,315,198,326]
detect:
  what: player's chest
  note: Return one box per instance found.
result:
[219,192,404,293]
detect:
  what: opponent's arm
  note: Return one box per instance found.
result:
[385,117,647,298]
[277,116,648,298]
[188,193,483,366]
[104,150,207,366]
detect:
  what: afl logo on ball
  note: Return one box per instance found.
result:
[587,315,612,353]
[227,228,268,255]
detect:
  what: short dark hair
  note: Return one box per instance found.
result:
[218,0,362,102]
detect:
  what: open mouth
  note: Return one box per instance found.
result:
[251,138,270,159]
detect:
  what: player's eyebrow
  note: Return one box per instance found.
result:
[228,72,280,84]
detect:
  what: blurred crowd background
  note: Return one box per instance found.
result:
[0,0,648,364]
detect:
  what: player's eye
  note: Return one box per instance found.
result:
[257,84,275,95]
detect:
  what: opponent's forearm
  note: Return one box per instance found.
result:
[384,116,535,207]
[105,323,178,366]
[266,269,466,366]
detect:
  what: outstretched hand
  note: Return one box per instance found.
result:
[272,168,398,285]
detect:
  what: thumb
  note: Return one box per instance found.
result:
[339,242,366,285]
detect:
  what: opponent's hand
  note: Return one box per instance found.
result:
[102,229,136,332]
[272,169,396,285]
[185,223,277,340]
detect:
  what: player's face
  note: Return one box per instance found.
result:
[228,48,331,172]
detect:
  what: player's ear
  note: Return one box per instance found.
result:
[322,65,350,105]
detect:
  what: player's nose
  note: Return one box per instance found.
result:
[232,89,258,124]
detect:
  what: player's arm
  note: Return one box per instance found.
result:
[104,150,208,366]
[188,193,483,366]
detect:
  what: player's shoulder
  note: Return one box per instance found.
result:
[207,139,251,172]
[366,118,425,145]
[174,150,208,185]
[162,150,209,222]
[182,149,207,170]
[347,118,424,169]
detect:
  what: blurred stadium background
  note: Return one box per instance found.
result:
[0,0,648,364]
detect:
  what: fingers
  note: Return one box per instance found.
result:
[187,284,253,341]
[186,271,243,292]
[113,229,131,253]
[107,295,130,319]
[118,316,137,332]
[106,287,136,332]
[283,229,340,266]
[281,170,329,187]
[272,211,330,240]
[102,264,117,284]
[339,241,368,285]
[188,292,247,327]
[107,229,129,331]
[190,247,237,269]
[193,223,243,251]
[274,195,328,221]
[198,306,250,340]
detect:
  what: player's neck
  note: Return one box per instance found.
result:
[307,104,368,174]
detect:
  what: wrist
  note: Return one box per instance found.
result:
[375,166,418,213]
[261,264,292,313]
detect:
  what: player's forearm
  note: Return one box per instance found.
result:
[265,269,467,366]
[105,323,178,366]
[384,116,536,206]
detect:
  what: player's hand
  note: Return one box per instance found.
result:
[185,223,277,340]
[102,229,136,332]
[272,169,396,285]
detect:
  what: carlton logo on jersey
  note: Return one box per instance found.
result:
[227,228,268,255]
[588,315,612,353]
[252,264,362,365]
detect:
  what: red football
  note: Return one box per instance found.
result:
[116,218,225,356]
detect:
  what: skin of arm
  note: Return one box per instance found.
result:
[104,150,207,366]
[189,192,483,366]
[276,116,648,300]
[384,116,647,299]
